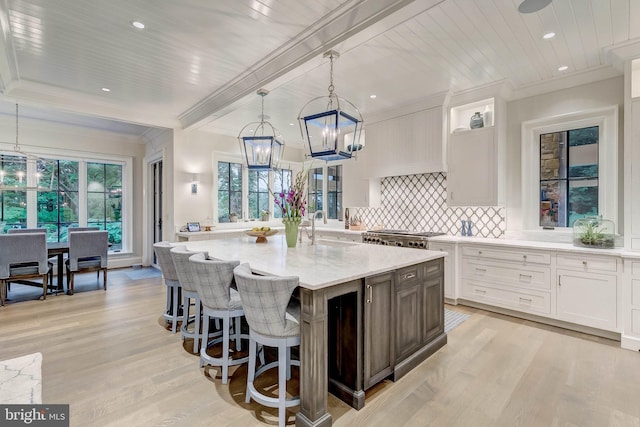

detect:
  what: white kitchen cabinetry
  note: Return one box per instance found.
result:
[366,106,445,178]
[622,259,640,350]
[314,229,363,243]
[341,143,381,208]
[556,254,618,332]
[460,244,552,316]
[447,97,505,206]
[626,100,640,250]
[429,242,457,302]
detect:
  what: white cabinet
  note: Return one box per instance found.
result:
[556,254,618,332]
[460,244,552,316]
[366,106,445,178]
[446,96,505,206]
[341,144,381,208]
[622,259,640,350]
[626,100,640,250]
[429,242,457,302]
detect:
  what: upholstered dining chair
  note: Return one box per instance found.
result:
[6,228,54,285]
[67,226,100,233]
[233,262,301,427]
[65,230,108,295]
[170,245,206,353]
[153,241,182,333]
[189,253,248,384]
[0,233,51,305]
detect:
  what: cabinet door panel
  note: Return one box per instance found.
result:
[557,270,617,331]
[423,275,444,342]
[364,273,394,389]
[395,283,421,362]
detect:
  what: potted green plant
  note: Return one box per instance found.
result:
[260,210,270,222]
[229,213,238,223]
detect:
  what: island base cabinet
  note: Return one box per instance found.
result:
[363,273,395,390]
[557,270,617,331]
[395,265,423,362]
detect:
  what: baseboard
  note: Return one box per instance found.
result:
[621,334,640,352]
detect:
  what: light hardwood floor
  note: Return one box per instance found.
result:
[1,271,639,427]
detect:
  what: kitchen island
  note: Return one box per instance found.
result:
[184,235,446,427]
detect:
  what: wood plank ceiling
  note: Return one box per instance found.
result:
[0,0,638,143]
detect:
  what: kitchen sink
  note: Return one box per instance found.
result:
[315,239,359,247]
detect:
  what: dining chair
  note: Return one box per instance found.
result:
[153,241,182,333]
[65,230,108,295]
[233,262,300,427]
[189,253,248,384]
[5,228,54,289]
[0,233,51,305]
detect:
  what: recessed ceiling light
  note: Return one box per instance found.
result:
[370,94,377,99]
[132,21,145,29]
[101,87,111,92]
[558,65,569,71]
[289,123,295,126]
[542,32,555,40]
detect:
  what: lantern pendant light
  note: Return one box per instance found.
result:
[238,89,285,170]
[298,50,364,161]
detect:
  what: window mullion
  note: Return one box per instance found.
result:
[78,161,88,226]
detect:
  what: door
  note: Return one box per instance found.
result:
[364,272,394,390]
[152,160,163,264]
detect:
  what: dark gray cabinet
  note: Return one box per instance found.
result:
[363,272,394,390]
[394,258,445,369]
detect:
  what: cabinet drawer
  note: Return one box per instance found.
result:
[396,265,421,287]
[633,279,640,308]
[461,246,550,265]
[556,254,617,272]
[462,258,551,290]
[423,259,443,278]
[461,279,551,314]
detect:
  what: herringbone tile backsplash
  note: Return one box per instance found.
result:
[349,173,505,238]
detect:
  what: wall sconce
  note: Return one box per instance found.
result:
[191,174,200,195]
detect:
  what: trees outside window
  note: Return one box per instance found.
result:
[37,159,79,242]
[87,162,123,250]
[273,169,291,219]
[0,155,27,232]
[248,170,269,219]
[218,161,242,222]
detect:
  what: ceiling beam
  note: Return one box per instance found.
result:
[179,0,446,130]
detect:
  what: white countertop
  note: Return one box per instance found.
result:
[183,234,445,290]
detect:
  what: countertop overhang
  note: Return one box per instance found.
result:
[183,234,445,290]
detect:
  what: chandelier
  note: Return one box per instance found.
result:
[0,104,54,191]
[298,50,364,161]
[237,89,285,170]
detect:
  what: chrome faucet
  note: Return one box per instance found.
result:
[310,210,327,245]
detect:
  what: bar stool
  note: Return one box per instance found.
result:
[189,253,248,384]
[153,241,182,333]
[170,245,208,353]
[233,262,300,427]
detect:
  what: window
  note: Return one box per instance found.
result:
[217,161,242,222]
[248,170,269,219]
[87,162,123,251]
[307,164,343,219]
[308,167,323,213]
[273,168,292,219]
[37,159,79,242]
[0,155,27,232]
[522,106,617,231]
[539,126,598,227]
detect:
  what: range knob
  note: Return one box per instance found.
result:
[418,242,426,248]
[395,242,403,247]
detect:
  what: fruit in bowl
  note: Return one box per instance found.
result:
[245,227,277,243]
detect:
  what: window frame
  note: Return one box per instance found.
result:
[0,148,132,252]
[521,106,618,233]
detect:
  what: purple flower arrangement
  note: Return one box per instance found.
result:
[274,168,307,219]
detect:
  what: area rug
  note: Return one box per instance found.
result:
[0,352,42,404]
[444,308,471,334]
[125,267,162,281]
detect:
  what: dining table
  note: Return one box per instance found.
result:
[47,241,69,293]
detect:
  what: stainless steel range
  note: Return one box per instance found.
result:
[361,229,445,249]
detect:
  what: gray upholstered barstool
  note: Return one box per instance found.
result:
[233,263,300,427]
[153,241,182,333]
[170,245,207,353]
[189,253,248,384]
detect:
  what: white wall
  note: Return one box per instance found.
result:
[504,76,624,232]
[0,115,147,266]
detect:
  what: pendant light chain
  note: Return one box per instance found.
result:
[328,53,335,95]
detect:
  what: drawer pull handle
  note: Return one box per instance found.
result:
[519,274,532,280]
[366,284,372,304]
[475,268,487,273]
[403,272,416,280]
[519,297,533,303]
[582,261,587,266]
[478,250,483,255]
[426,266,438,273]
[523,255,528,260]
[475,289,486,294]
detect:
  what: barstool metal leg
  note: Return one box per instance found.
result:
[234,316,241,350]
[246,337,256,404]
[199,312,209,368]
[171,285,179,333]
[278,342,287,427]
[193,297,201,353]
[221,314,230,384]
